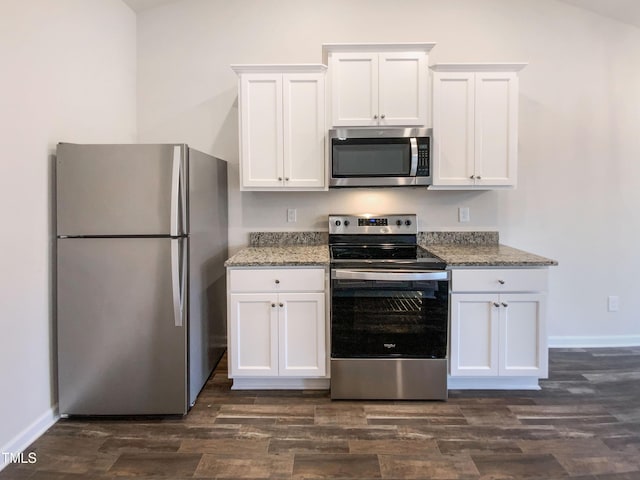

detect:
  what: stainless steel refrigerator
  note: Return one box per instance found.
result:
[56,143,228,415]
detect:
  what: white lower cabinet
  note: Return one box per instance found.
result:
[227,268,327,382]
[449,269,548,385]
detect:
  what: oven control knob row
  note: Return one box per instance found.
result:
[334,220,350,227]
[395,219,412,226]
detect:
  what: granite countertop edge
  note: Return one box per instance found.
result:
[224,231,558,268]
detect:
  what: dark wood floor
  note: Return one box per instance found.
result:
[2,347,640,479]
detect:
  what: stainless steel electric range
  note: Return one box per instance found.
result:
[329,214,449,400]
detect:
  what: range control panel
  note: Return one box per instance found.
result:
[329,214,417,235]
[358,218,388,227]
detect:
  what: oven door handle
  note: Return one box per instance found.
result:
[332,269,449,281]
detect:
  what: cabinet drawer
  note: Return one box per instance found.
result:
[229,268,325,293]
[451,269,547,293]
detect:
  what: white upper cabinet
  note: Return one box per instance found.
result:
[323,44,435,127]
[232,65,327,191]
[431,64,526,189]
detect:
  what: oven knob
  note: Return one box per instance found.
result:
[335,220,341,226]
[396,220,402,226]
[405,220,412,226]
[344,220,350,227]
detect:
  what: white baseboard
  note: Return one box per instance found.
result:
[231,378,330,390]
[548,335,640,348]
[0,406,59,472]
[447,376,541,391]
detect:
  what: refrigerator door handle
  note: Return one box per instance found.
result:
[170,146,181,236]
[171,238,183,327]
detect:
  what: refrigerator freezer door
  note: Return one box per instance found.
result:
[56,143,186,236]
[57,237,188,415]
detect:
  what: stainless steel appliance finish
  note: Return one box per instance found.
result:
[329,128,431,188]
[56,143,228,416]
[331,359,448,400]
[329,214,449,401]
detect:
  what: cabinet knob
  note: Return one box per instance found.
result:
[278,177,282,181]
[476,175,482,179]
[469,175,475,179]
[285,177,289,181]
[279,303,284,307]
[381,114,386,119]
[275,279,280,284]
[271,303,276,308]
[501,302,509,308]
[498,279,505,285]
[373,114,378,120]
[493,302,500,308]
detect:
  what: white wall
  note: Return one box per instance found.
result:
[137,0,640,345]
[0,0,136,464]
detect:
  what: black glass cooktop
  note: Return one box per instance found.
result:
[330,244,446,269]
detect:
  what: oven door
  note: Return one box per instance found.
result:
[331,269,449,359]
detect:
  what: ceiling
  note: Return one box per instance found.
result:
[560,0,640,28]
[122,0,178,12]
[122,0,640,29]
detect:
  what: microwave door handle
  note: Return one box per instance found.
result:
[409,138,418,176]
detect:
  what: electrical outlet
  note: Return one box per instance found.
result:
[458,207,470,223]
[287,208,296,223]
[608,295,620,312]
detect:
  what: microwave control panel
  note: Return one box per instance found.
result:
[416,138,430,176]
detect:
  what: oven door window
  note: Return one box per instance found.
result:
[332,138,411,177]
[331,278,448,358]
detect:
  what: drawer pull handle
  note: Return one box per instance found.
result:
[493,302,500,307]
[502,302,509,308]
[498,279,505,285]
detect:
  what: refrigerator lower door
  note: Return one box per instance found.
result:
[57,237,188,415]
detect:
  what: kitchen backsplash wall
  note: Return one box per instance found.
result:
[238,188,499,249]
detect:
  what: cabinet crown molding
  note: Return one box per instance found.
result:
[430,63,528,72]
[322,42,436,62]
[231,64,327,75]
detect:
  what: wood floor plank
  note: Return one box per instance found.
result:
[2,347,640,479]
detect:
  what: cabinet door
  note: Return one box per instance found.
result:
[239,74,283,188]
[229,293,278,376]
[278,292,326,377]
[499,293,547,377]
[283,73,325,188]
[330,52,378,126]
[432,72,476,186]
[450,293,499,376]
[378,52,427,126]
[474,72,518,187]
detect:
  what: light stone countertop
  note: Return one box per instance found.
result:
[424,244,558,267]
[224,245,329,267]
[224,231,558,268]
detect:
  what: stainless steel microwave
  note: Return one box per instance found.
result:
[329,128,432,187]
